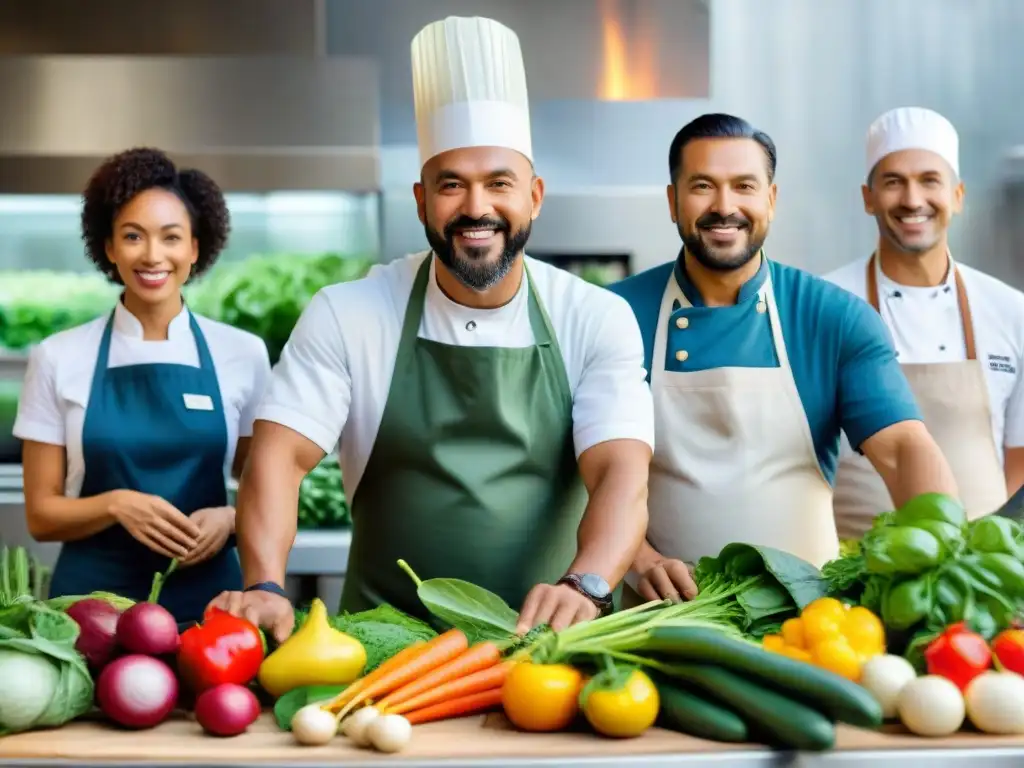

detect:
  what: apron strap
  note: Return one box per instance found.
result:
[865,252,977,361]
[87,310,117,402]
[397,254,555,351]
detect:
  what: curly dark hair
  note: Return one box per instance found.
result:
[80,147,231,283]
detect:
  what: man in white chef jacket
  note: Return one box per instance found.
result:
[610,113,958,603]
[825,107,1024,539]
[209,16,656,642]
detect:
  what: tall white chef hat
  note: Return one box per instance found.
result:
[865,107,960,178]
[411,16,532,168]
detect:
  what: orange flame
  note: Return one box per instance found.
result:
[597,0,660,100]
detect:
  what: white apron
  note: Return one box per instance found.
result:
[625,265,838,606]
[832,253,1005,540]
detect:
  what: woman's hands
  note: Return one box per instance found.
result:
[106,491,234,565]
[178,506,235,567]
[107,490,201,559]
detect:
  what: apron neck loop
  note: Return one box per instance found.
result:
[865,252,977,361]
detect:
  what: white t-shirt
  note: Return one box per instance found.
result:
[257,251,656,500]
[824,255,1024,462]
[13,301,272,497]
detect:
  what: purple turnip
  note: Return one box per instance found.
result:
[65,598,122,670]
[97,654,178,729]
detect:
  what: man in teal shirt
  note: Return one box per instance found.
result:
[611,113,957,603]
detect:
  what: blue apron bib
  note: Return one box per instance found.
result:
[48,308,242,624]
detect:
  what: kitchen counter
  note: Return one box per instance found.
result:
[1,712,1024,767]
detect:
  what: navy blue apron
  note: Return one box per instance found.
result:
[48,307,242,625]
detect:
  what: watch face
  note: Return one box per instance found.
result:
[580,573,611,598]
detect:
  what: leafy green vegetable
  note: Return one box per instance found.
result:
[186,252,374,364]
[273,684,346,731]
[292,603,436,673]
[863,525,945,576]
[298,454,349,530]
[693,544,829,635]
[0,271,117,350]
[0,598,94,734]
[397,559,520,645]
[968,516,1022,558]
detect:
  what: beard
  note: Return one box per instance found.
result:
[680,212,766,272]
[425,214,532,291]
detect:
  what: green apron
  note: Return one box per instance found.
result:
[340,256,588,621]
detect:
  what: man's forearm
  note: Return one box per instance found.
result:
[235,456,303,587]
[567,465,648,586]
[890,432,959,506]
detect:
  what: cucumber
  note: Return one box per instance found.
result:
[644,626,882,728]
[654,676,749,743]
[663,663,835,751]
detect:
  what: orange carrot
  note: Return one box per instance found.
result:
[336,628,469,718]
[323,641,427,712]
[388,660,514,715]
[376,642,501,712]
[404,687,504,725]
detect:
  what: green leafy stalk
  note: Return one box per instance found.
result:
[147,559,179,603]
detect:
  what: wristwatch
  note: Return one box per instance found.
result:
[557,573,613,613]
[244,581,290,600]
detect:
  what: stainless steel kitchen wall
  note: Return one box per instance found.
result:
[359,0,1024,284]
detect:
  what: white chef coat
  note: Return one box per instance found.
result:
[257,251,656,499]
[824,255,1024,464]
[13,301,272,497]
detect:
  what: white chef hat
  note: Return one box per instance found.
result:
[865,107,960,178]
[410,16,532,168]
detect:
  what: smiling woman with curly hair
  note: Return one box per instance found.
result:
[13,147,271,624]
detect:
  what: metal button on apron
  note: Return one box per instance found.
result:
[675,350,688,362]
[756,301,767,314]
[676,317,689,329]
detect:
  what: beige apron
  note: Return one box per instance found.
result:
[624,265,838,606]
[832,253,1005,540]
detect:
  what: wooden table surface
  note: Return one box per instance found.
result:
[1,712,1024,765]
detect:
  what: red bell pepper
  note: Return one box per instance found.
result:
[991,628,1024,675]
[177,607,264,693]
[924,622,992,691]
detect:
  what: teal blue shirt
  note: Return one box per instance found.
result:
[608,254,922,486]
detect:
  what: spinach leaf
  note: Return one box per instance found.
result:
[398,560,519,645]
[273,684,347,731]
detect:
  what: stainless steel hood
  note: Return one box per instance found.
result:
[0,55,380,194]
[0,0,379,194]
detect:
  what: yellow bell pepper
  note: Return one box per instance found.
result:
[761,597,885,681]
[257,597,367,697]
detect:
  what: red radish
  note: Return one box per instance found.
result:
[193,683,261,736]
[117,602,180,656]
[65,598,122,669]
[97,654,179,729]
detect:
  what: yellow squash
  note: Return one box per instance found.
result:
[257,597,367,697]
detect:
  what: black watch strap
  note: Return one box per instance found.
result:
[244,581,290,600]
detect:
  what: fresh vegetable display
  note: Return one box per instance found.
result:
[822,492,1024,667]
[6,507,1024,756]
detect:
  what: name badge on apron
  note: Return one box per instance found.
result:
[183,393,215,411]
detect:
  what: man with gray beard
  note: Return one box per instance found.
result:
[610,113,956,605]
[209,16,655,642]
[826,107,1024,541]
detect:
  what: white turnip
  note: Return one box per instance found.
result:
[116,602,179,656]
[65,598,122,670]
[97,654,178,729]
[193,683,260,737]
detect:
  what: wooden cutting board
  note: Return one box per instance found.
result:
[1,713,1023,761]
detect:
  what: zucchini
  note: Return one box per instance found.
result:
[654,675,749,743]
[644,626,882,728]
[664,663,835,751]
